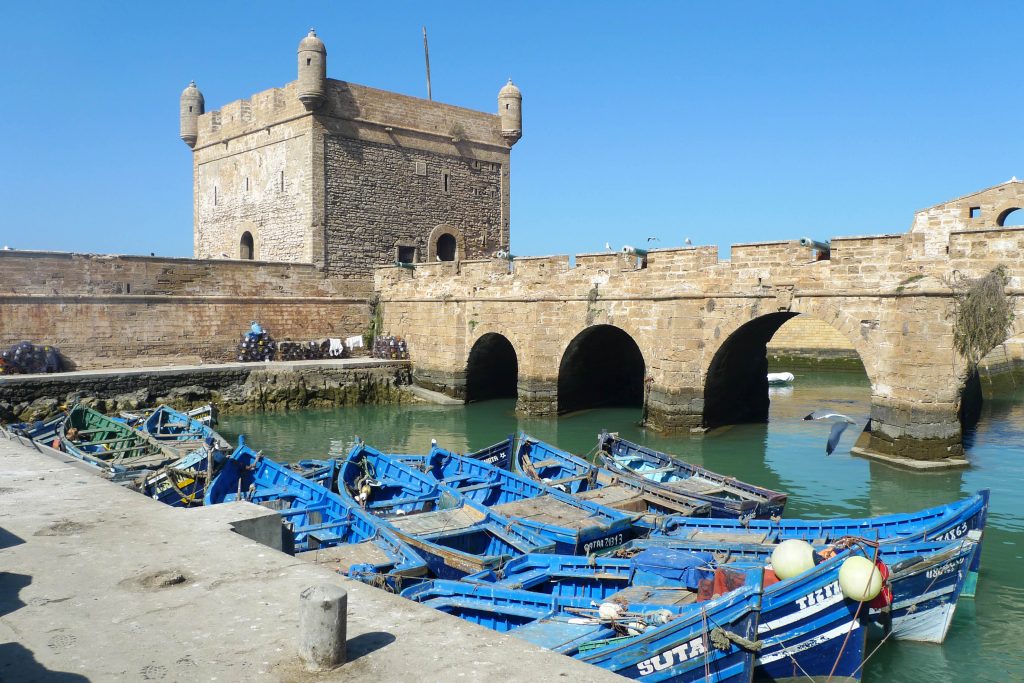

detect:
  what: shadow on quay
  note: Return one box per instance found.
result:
[346,631,397,663]
[0,642,90,682]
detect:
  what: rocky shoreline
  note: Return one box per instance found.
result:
[0,361,414,424]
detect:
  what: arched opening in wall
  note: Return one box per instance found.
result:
[436,233,457,261]
[706,313,871,429]
[465,333,518,402]
[997,208,1024,227]
[240,232,255,260]
[558,325,645,414]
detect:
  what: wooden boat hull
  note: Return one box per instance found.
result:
[513,434,713,522]
[337,442,555,579]
[654,489,990,596]
[600,433,788,520]
[402,578,762,682]
[206,439,427,587]
[464,548,869,681]
[58,404,178,476]
[401,446,639,555]
[618,533,980,645]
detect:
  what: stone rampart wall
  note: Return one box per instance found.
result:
[0,251,371,370]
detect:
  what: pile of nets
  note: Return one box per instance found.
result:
[237,323,276,362]
[277,339,351,361]
[0,342,64,375]
[372,336,409,360]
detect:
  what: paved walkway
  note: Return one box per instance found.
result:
[0,434,620,682]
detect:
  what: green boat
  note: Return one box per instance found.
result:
[56,404,179,476]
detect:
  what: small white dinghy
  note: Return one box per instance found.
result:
[767,371,795,384]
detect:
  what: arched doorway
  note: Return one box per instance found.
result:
[240,232,255,260]
[436,233,457,261]
[558,325,645,414]
[465,333,518,402]
[704,312,798,428]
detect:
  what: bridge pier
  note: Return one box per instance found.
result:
[644,386,704,431]
[516,378,558,415]
[854,397,968,467]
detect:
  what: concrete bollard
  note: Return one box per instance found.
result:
[298,584,348,670]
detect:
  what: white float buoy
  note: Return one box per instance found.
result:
[770,539,816,579]
[838,555,883,602]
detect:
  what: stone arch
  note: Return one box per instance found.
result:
[701,301,875,428]
[996,205,1024,227]
[700,299,877,386]
[465,332,519,402]
[240,231,255,260]
[557,324,646,414]
[427,224,464,262]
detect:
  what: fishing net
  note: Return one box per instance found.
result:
[0,341,64,375]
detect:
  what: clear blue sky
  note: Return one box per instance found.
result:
[2,2,1023,258]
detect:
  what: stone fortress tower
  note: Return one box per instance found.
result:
[180,29,522,278]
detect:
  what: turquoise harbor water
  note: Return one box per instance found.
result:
[220,370,1024,682]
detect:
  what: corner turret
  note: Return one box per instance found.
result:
[179,81,204,147]
[297,28,327,111]
[498,78,522,144]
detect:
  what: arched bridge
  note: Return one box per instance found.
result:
[374,181,1024,467]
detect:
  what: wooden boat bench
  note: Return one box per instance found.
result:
[366,491,439,510]
[454,480,503,494]
[295,520,353,536]
[277,504,330,519]
[391,508,478,537]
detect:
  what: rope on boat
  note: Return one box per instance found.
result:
[709,626,762,652]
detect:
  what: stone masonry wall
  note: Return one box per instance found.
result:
[192,79,513,277]
[324,137,504,276]
[911,179,1024,257]
[0,251,371,370]
[767,316,859,360]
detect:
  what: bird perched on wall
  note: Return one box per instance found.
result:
[604,242,612,251]
[684,238,693,246]
[803,410,857,455]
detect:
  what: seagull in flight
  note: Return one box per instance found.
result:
[803,410,857,456]
[684,238,693,246]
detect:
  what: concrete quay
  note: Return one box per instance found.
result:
[0,435,621,682]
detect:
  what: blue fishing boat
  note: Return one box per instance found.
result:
[205,438,427,587]
[133,448,216,507]
[398,445,639,554]
[599,432,789,520]
[616,532,980,645]
[402,572,763,682]
[54,404,180,476]
[463,547,873,681]
[134,405,229,452]
[337,442,555,578]
[653,489,990,598]
[513,434,713,521]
